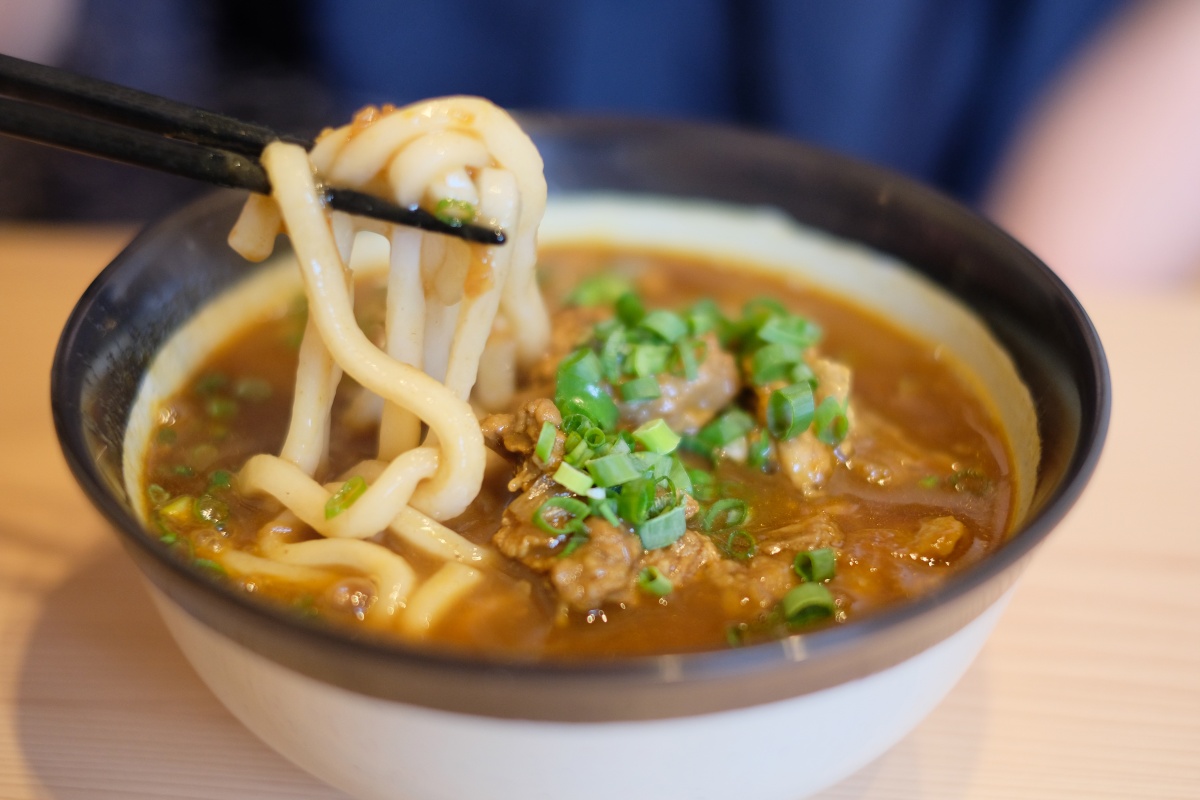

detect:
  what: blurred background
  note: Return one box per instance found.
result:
[2,0,1198,287]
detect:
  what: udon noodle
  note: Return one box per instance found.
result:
[224,98,547,632]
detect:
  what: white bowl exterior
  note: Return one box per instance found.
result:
[150,583,1012,800]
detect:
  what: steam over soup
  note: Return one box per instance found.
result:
[139,243,1018,657]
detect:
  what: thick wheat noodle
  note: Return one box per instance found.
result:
[223,98,546,633]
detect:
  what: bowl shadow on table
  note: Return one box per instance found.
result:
[13,531,995,799]
[13,534,348,800]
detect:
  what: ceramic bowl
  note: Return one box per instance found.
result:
[52,116,1109,800]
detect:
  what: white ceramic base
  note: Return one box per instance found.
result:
[151,586,1012,800]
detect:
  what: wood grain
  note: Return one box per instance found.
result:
[1,226,1196,799]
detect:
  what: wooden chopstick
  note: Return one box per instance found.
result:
[0,54,505,245]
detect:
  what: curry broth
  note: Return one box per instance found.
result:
[144,245,1014,657]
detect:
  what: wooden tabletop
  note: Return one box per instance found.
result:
[1,225,1197,800]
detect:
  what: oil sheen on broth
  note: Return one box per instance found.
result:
[143,246,1014,658]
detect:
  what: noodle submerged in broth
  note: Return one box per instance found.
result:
[140,100,1017,657]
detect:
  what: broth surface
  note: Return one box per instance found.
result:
[143,246,1013,657]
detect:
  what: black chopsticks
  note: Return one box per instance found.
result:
[0,53,505,245]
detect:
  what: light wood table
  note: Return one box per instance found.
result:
[1,225,1197,799]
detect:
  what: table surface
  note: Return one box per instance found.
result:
[1,224,1197,800]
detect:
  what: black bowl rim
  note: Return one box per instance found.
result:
[51,115,1110,721]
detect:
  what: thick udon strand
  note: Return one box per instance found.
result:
[225,97,546,628]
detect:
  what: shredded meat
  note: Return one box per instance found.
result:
[492,475,570,572]
[480,398,564,491]
[618,333,740,433]
[710,556,796,614]
[642,530,721,589]
[550,519,644,612]
[911,516,966,559]
[760,513,844,557]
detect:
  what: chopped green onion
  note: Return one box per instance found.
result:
[171,464,195,477]
[564,438,593,466]
[756,315,821,349]
[767,382,816,440]
[205,396,238,420]
[193,557,227,575]
[620,375,662,401]
[534,421,557,463]
[559,529,589,557]
[750,342,805,386]
[687,469,718,502]
[675,340,700,380]
[637,504,687,549]
[630,343,672,377]
[562,414,592,434]
[632,418,681,454]
[697,408,756,449]
[555,375,619,431]
[159,494,193,522]
[918,475,940,489]
[790,362,817,387]
[639,309,688,343]
[599,327,628,381]
[207,469,233,490]
[723,529,757,560]
[589,495,621,527]
[743,298,788,326]
[533,496,591,535]
[147,484,171,506]
[668,456,693,496]
[558,348,604,384]
[566,273,636,307]
[617,478,655,524]
[553,462,595,495]
[325,476,368,519]
[794,548,837,582]
[637,565,674,596]
[233,376,273,401]
[155,427,177,445]
[686,299,723,336]
[781,583,837,627]
[946,468,992,495]
[193,372,228,395]
[433,198,477,226]
[703,498,749,532]
[583,427,607,448]
[813,396,850,446]
[746,430,772,470]
[586,453,645,488]
[616,292,645,326]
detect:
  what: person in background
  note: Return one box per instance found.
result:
[0,0,1195,291]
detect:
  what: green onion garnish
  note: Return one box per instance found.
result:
[667,455,694,496]
[639,309,688,343]
[566,273,636,307]
[686,299,723,336]
[533,496,591,536]
[703,498,749,532]
[325,475,368,519]
[555,375,619,431]
[746,430,772,470]
[637,504,687,549]
[630,343,672,377]
[553,462,595,495]
[433,198,477,227]
[558,348,604,384]
[147,484,171,506]
[205,396,238,420]
[687,469,718,502]
[617,477,655,524]
[159,495,193,522]
[750,342,804,386]
[756,315,821,349]
[766,382,816,440]
[620,375,661,402]
[534,421,557,463]
[723,529,757,560]
[675,340,700,380]
[637,565,674,596]
[207,469,233,490]
[616,292,645,326]
[813,396,850,446]
[794,547,837,582]
[585,453,644,488]
[781,583,837,627]
[632,418,681,454]
[697,408,756,449]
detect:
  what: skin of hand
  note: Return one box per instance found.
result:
[985,0,1200,292]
